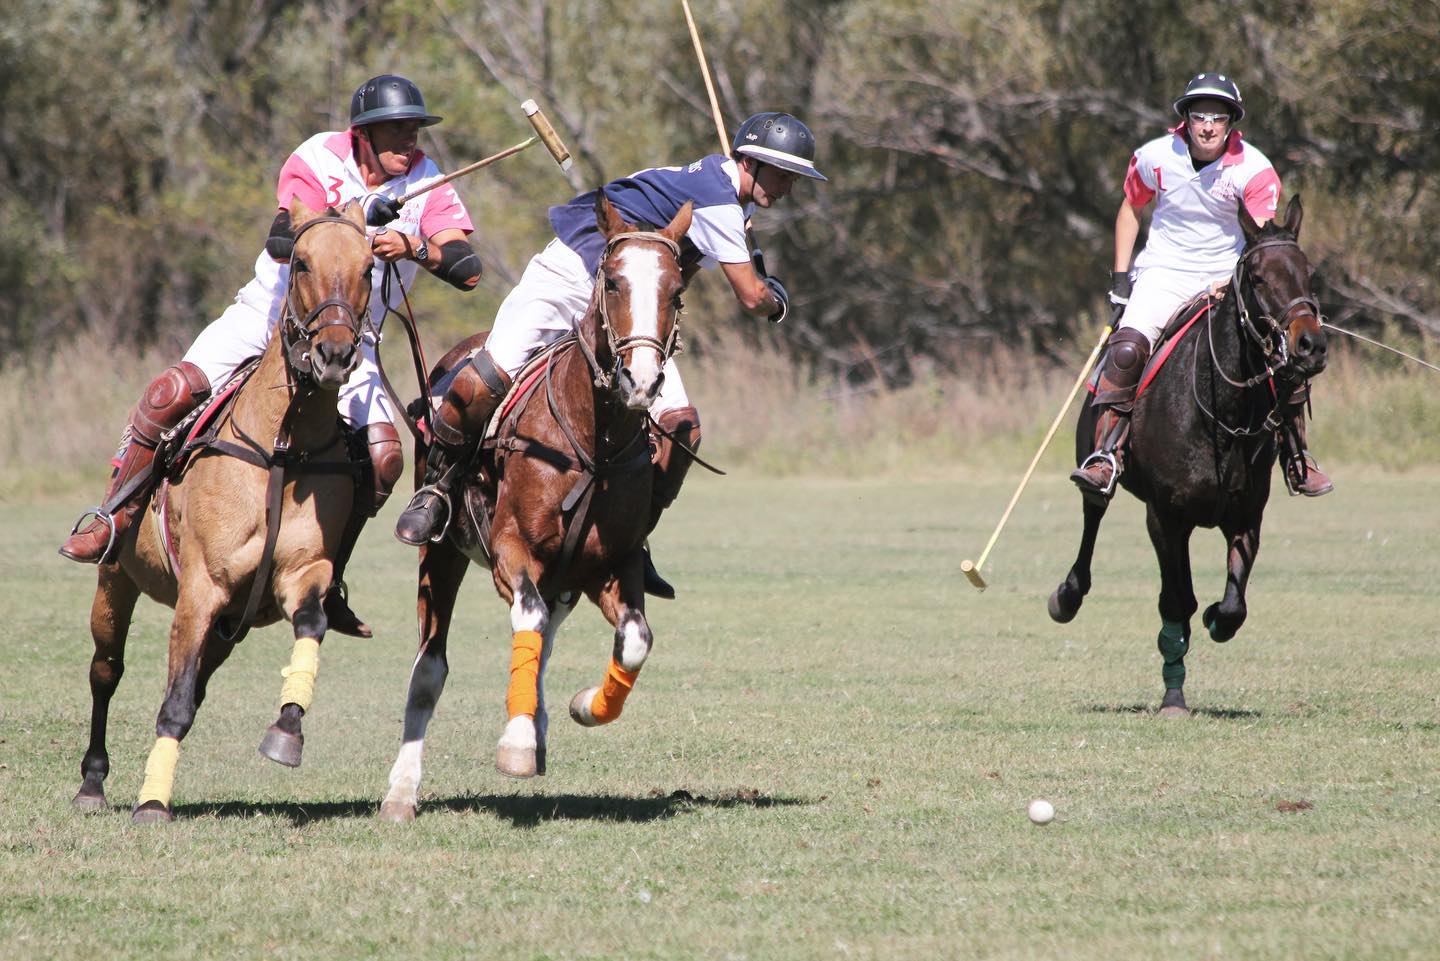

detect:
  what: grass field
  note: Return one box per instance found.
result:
[2,469,1438,960]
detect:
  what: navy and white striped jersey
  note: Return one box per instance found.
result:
[548,154,754,275]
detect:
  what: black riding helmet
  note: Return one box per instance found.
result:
[350,74,442,128]
[731,112,827,182]
[1173,71,1245,122]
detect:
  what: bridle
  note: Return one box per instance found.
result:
[1230,235,1320,377]
[582,230,684,390]
[1194,232,1320,439]
[279,214,370,379]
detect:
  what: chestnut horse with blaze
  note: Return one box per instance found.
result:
[71,200,373,822]
[1049,196,1328,716]
[380,197,696,821]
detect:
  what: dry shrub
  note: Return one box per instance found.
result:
[4,327,1435,502]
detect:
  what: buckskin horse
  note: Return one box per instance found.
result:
[72,200,372,822]
[1048,196,1327,716]
[379,196,693,821]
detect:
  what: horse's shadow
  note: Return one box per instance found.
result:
[169,788,811,827]
[1087,703,1262,720]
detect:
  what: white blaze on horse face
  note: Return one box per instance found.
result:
[614,245,667,408]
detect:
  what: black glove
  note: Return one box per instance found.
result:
[1108,271,1132,306]
[763,275,790,324]
[366,195,403,227]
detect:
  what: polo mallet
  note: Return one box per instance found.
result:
[680,0,768,274]
[392,99,572,210]
[961,320,1114,591]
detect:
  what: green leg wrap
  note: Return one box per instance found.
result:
[1157,619,1189,690]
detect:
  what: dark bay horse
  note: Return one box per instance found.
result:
[379,197,693,821]
[72,200,372,822]
[1049,196,1327,716]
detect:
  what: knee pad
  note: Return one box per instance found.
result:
[362,422,404,515]
[651,405,701,510]
[1093,329,1152,407]
[134,362,212,443]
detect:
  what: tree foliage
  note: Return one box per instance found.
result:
[2,0,1436,378]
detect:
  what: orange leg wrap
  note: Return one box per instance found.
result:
[505,630,544,719]
[588,658,640,724]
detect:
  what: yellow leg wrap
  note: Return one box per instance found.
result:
[506,630,543,718]
[278,636,321,711]
[136,736,181,808]
[589,658,639,724]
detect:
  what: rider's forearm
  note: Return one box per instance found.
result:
[1114,202,1142,274]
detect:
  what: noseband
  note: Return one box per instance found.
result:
[281,215,369,377]
[589,230,684,388]
[1231,235,1320,373]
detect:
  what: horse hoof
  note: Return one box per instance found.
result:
[258,726,304,768]
[496,744,537,779]
[131,800,172,824]
[1158,705,1191,719]
[1047,587,1078,624]
[1203,604,1236,642]
[378,800,417,824]
[569,686,600,727]
[72,791,107,814]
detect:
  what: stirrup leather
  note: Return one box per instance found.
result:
[1073,450,1120,497]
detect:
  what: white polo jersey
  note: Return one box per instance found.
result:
[1125,128,1281,274]
[235,130,473,328]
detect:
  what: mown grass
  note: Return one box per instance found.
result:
[2,463,1438,960]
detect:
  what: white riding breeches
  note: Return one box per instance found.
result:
[1119,264,1235,346]
[486,238,690,413]
[182,299,394,429]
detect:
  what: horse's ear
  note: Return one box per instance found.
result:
[594,191,633,239]
[340,198,365,229]
[1238,198,1262,243]
[1282,194,1303,238]
[663,201,694,245]
[290,195,316,227]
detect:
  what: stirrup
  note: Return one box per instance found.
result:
[62,507,118,563]
[395,484,453,545]
[1072,450,1119,498]
[1283,450,1333,497]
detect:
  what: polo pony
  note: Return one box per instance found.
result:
[379,196,693,821]
[71,199,372,822]
[1049,196,1327,716]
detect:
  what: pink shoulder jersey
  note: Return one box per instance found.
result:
[1123,129,1281,274]
[235,131,474,328]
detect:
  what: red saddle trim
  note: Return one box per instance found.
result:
[1134,301,1212,401]
[494,356,552,425]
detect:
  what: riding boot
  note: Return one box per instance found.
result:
[1281,384,1332,497]
[1070,328,1151,505]
[642,406,701,599]
[324,423,404,637]
[60,363,211,564]
[395,351,512,546]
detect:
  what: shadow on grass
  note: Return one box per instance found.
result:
[1087,703,1263,720]
[172,788,811,827]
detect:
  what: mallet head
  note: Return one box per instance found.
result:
[522,99,573,172]
[961,559,987,591]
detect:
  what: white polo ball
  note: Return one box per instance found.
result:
[1027,798,1055,825]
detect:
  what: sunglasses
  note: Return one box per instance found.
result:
[1187,110,1233,126]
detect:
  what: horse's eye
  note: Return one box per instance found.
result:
[671,294,684,311]
[293,258,310,274]
[604,276,619,294]
[363,264,374,280]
